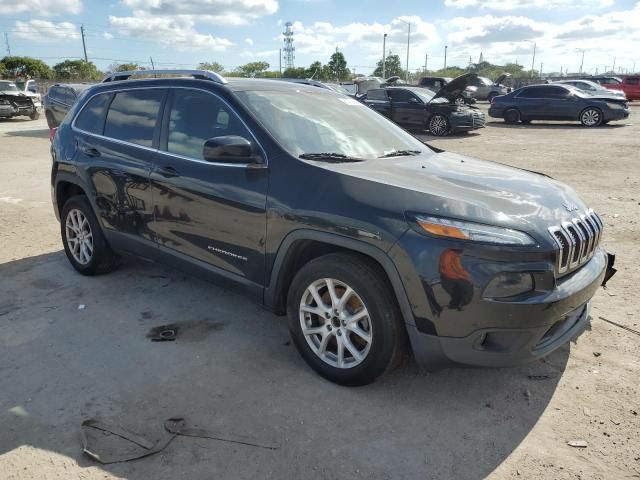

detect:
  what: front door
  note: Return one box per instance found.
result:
[388,90,424,127]
[149,88,269,285]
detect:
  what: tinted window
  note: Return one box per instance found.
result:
[61,88,75,105]
[47,86,60,101]
[75,93,112,134]
[104,90,164,147]
[626,77,639,85]
[366,89,388,101]
[167,90,250,160]
[519,86,568,98]
[389,90,417,102]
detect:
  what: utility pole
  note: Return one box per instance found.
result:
[530,42,536,77]
[424,53,428,73]
[398,20,411,82]
[80,24,88,62]
[540,62,543,79]
[279,48,282,76]
[612,56,616,73]
[444,45,448,70]
[4,32,10,56]
[149,57,155,69]
[382,33,387,79]
[578,49,585,74]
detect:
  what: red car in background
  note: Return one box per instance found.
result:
[592,75,640,100]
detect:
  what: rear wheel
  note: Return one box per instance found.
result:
[29,111,40,120]
[287,253,405,386]
[504,108,520,124]
[61,196,118,275]
[580,107,603,127]
[428,114,450,136]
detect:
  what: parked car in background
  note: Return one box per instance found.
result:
[43,83,91,128]
[418,76,476,105]
[51,69,615,385]
[14,79,42,111]
[594,75,640,101]
[352,76,383,98]
[339,82,356,95]
[489,84,629,127]
[467,73,511,101]
[365,74,485,136]
[554,79,627,100]
[0,81,39,120]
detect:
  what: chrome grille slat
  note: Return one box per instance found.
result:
[548,209,603,275]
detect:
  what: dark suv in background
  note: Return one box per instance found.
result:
[51,69,615,386]
[43,83,91,128]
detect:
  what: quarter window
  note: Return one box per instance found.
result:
[166,90,250,160]
[104,90,164,147]
[75,93,112,135]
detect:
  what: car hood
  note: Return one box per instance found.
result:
[494,73,511,85]
[431,73,477,103]
[319,151,588,239]
[587,92,628,102]
[0,90,23,96]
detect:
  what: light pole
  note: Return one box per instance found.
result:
[577,48,585,74]
[444,45,448,70]
[398,19,411,82]
[382,33,387,79]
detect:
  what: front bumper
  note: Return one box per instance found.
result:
[390,228,613,368]
[604,108,629,121]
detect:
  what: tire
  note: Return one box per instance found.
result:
[29,111,40,120]
[287,253,405,386]
[521,119,532,124]
[580,107,603,127]
[428,114,450,136]
[61,195,118,276]
[504,108,520,124]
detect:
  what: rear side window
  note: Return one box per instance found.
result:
[48,86,60,101]
[367,89,388,101]
[75,93,112,134]
[626,77,639,85]
[104,90,164,147]
[518,87,566,98]
[166,89,250,160]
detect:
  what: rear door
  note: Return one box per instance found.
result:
[149,87,268,286]
[622,76,640,100]
[364,89,391,118]
[73,88,165,253]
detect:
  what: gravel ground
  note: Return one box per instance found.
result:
[1,106,639,480]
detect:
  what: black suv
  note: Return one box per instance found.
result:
[51,69,615,386]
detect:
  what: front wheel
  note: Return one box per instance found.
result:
[287,253,405,386]
[504,108,520,124]
[428,114,450,136]
[29,111,40,120]
[580,107,603,127]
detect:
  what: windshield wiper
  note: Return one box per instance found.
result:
[378,149,422,158]
[299,153,365,163]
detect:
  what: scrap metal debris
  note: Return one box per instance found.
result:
[81,417,280,464]
[598,316,640,337]
[146,324,178,341]
[567,440,588,448]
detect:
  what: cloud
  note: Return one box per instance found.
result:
[447,15,545,45]
[245,38,254,46]
[119,0,278,25]
[108,12,233,50]
[13,20,80,41]
[444,0,613,10]
[0,0,82,15]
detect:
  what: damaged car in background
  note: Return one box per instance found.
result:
[364,73,485,136]
[0,81,40,120]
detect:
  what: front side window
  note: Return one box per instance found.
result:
[166,89,249,160]
[104,89,164,147]
[389,90,416,102]
[75,93,112,134]
[236,89,428,159]
[366,89,388,101]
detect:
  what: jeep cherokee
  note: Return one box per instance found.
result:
[50,69,616,386]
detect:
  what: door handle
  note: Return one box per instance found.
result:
[81,146,101,157]
[157,166,180,178]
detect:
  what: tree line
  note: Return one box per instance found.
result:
[1,53,537,84]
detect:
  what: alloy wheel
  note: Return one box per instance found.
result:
[429,115,449,136]
[455,96,465,106]
[582,108,600,126]
[65,208,93,265]
[299,278,373,369]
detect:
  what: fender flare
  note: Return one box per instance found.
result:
[263,229,415,327]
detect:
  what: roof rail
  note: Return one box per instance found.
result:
[102,69,227,84]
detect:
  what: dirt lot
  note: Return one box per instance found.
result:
[1,107,639,480]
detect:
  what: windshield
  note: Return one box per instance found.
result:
[0,81,18,92]
[340,83,356,94]
[479,77,493,86]
[236,89,427,160]
[325,84,350,95]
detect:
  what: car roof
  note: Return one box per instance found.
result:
[52,83,92,92]
[384,86,425,93]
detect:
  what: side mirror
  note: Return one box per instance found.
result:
[408,97,419,103]
[202,136,263,165]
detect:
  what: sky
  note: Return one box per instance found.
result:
[0,0,638,75]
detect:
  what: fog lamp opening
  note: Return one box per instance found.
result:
[484,272,534,299]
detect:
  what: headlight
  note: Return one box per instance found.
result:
[606,102,623,110]
[413,215,536,246]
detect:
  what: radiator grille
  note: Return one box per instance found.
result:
[548,209,603,275]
